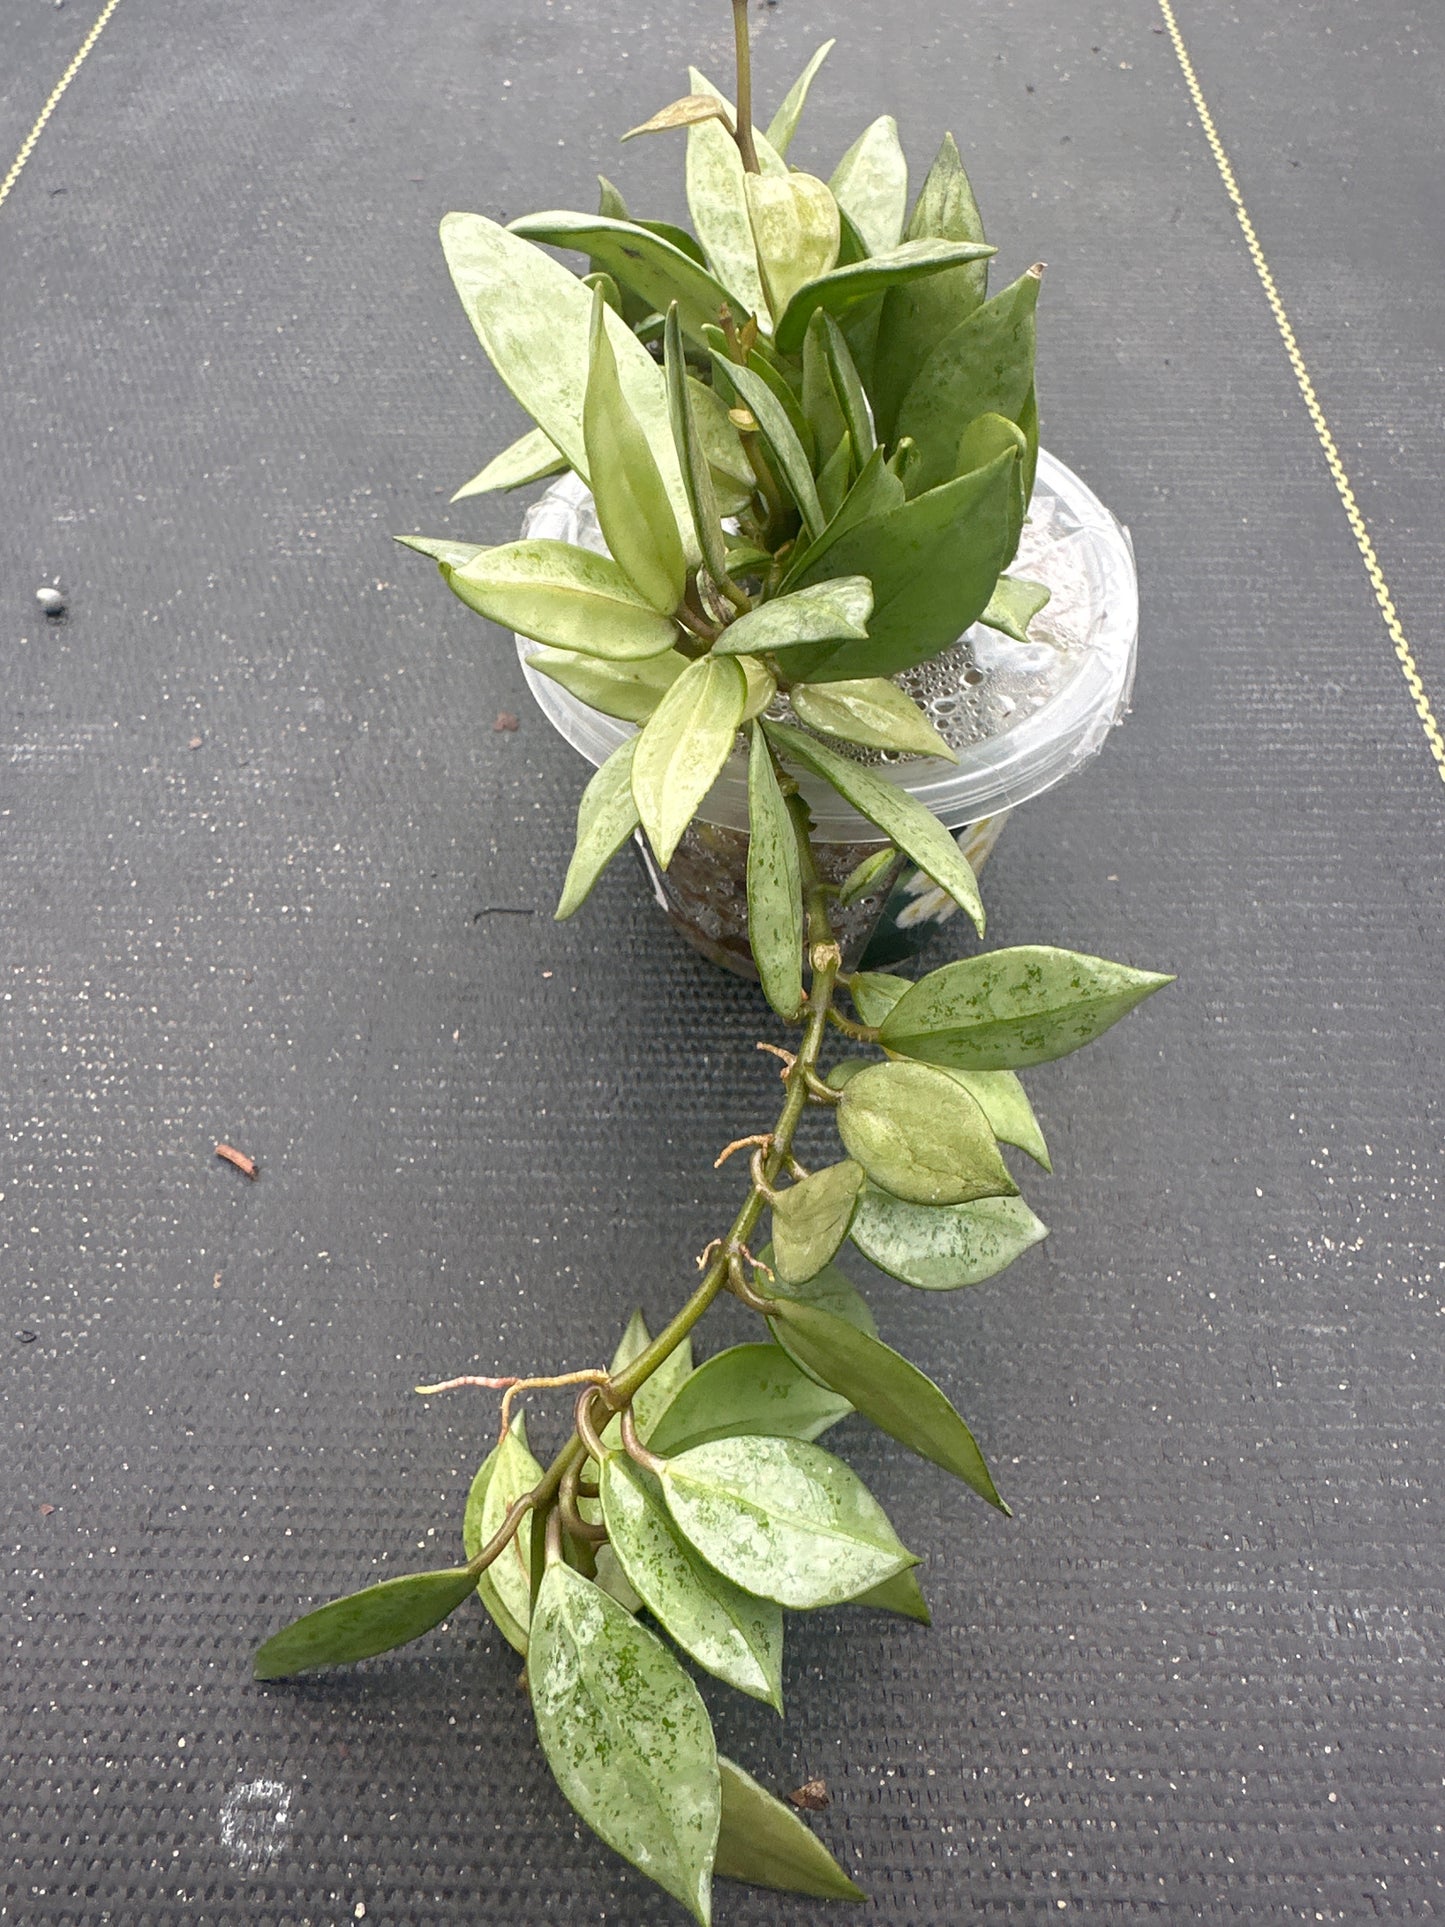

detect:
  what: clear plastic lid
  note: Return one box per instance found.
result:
[516,447,1137,837]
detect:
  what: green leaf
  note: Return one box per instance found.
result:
[739,656,777,722]
[608,1306,652,1375]
[394,533,486,570]
[445,540,678,660]
[253,1565,477,1679]
[593,1543,644,1614]
[600,1454,784,1710]
[635,1333,696,1443]
[878,946,1175,1070]
[773,237,996,356]
[836,846,897,907]
[764,39,836,157]
[531,645,687,724]
[598,1310,696,1447]
[715,577,873,658]
[664,308,731,591]
[850,1185,1048,1291]
[1019,381,1040,499]
[777,445,905,592]
[754,1245,879,1396]
[815,428,852,522]
[623,93,733,140]
[556,737,641,920]
[462,1416,545,1653]
[830,116,908,257]
[646,1342,852,1458]
[939,1067,1051,1169]
[824,1057,870,1093]
[740,342,817,463]
[530,1563,720,1925]
[439,213,696,559]
[894,267,1042,497]
[583,288,686,613]
[847,969,910,1027]
[780,434,1024,680]
[771,1159,864,1284]
[818,311,876,467]
[451,427,567,501]
[720,359,827,541]
[746,723,805,1021]
[687,372,755,514]
[631,655,746,867]
[873,133,990,440]
[802,311,850,475]
[764,1300,1008,1509]
[661,1435,917,1609]
[762,721,986,934]
[715,1756,865,1900]
[791,677,956,760]
[835,1059,1018,1206]
[849,1568,931,1624]
[745,172,840,323]
[512,210,733,347]
[980,573,1051,644]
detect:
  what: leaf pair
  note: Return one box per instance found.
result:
[531,1563,861,1923]
[439,213,696,560]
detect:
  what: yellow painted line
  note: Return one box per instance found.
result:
[1157,0,1445,785]
[0,0,126,215]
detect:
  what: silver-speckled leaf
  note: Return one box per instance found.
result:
[632,654,747,868]
[439,213,697,560]
[446,541,678,660]
[850,1185,1048,1290]
[829,115,908,257]
[462,1415,543,1653]
[835,1060,1018,1206]
[763,722,984,934]
[529,1563,720,1924]
[746,723,805,1021]
[878,946,1174,1070]
[790,677,955,760]
[770,1159,864,1284]
[661,1434,917,1610]
[600,1453,784,1710]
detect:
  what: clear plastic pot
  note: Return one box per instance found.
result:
[517,449,1138,975]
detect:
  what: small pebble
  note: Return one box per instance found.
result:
[493,711,519,732]
[36,586,66,616]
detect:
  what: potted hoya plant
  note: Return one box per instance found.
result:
[255,8,1168,1919]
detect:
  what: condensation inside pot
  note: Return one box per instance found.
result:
[632,813,1010,980]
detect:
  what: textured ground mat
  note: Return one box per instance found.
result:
[3,0,1441,1919]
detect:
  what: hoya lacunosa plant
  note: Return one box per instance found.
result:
[257,9,1169,1918]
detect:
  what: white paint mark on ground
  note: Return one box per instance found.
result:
[219,1778,293,1871]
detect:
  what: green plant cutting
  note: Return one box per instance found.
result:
[255,8,1170,1917]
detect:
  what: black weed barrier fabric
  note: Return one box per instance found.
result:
[2,1,1441,1920]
